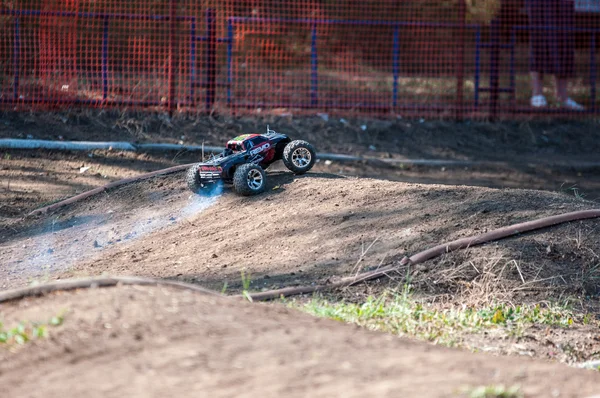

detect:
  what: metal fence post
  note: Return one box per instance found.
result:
[509,28,516,109]
[455,0,466,120]
[392,25,400,110]
[102,17,109,101]
[190,17,196,107]
[205,8,216,111]
[474,27,481,109]
[13,17,20,101]
[227,19,233,107]
[168,0,178,114]
[591,33,597,113]
[310,24,318,107]
[489,18,501,119]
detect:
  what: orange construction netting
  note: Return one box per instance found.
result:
[1,0,599,118]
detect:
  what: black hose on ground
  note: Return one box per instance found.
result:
[26,164,192,218]
[0,276,221,304]
[1,210,599,304]
[242,209,600,301]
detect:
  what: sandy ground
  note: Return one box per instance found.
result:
[2,112,600,396]
[2,284,600,398]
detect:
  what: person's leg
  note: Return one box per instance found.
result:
[527,0,548,106]
[553,0,583,109]
[530,71,547,107]
[531,72,544,97]
[556,75,584,109]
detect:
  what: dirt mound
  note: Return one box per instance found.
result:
[2,162,600,394]
[3,148,600,227]
[1,282,600,398]
[1,169,598,305]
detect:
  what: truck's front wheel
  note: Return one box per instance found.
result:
[233,164,267,196]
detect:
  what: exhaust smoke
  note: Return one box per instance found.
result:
[2,181,224,284]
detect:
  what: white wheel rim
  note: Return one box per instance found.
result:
[247,169,263,190]
[291,147,311,168]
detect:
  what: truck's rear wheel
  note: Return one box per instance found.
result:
[186,164,220,195]
[283,140,316,174]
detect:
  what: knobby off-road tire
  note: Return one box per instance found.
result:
[186,164,202,193]
[233,163,267,196]
[186,164,220,195]
[282,140,316,174]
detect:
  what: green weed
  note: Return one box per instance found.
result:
[0,312,65,346]
[463,384,523,398]
[570,186,586,200]
[241,269,253,302]
[295,287,588,348]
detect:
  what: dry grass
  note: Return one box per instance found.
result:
[289,220,600,362]
[407,225,600,307]
[415,249,551,306]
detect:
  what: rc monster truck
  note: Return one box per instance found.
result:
[186,127,316,196]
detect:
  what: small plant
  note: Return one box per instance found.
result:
[464,384,522,398]
[241,269,253,302]
[50,313,65,327]
[582,263,600,286]
[0,312,65,346]
[560,183,587,200]
[570,186,586,200]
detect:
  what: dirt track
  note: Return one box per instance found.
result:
[2,283,600,398]
[2,167,600,364]
[2,170,598,296]
[2,113,600,396]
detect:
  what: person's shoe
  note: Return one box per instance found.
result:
[562,98,585,111]
[530,95,547,108]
